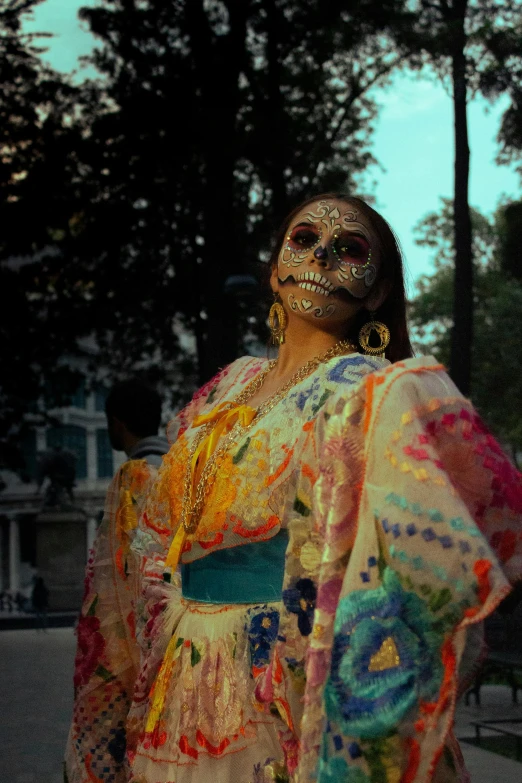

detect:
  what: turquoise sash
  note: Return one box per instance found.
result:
[181,530,288,604]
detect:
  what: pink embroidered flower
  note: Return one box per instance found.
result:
[279,730,300,775]
[73,615,106,689]
[254,660,274,703]
[241,361,265,384]
[317,578,343,614]
[144,594,166,641]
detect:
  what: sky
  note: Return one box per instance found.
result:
[22,0,522,297]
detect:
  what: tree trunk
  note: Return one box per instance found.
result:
[450,1,473,396]
[265,0,290,224]
[185,0,249,381]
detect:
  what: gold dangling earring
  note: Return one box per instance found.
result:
[268,296,287,346]
[358,311,391,357]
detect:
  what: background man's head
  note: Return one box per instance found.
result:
[105,378,162,452]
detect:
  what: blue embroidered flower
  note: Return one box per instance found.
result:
[247,608,280,669]
[282,577,317,636]
[324,567,444,739]
[293,377,320,411]
[326,356,380,384]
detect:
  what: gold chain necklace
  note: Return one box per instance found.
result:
[179,339,356,535]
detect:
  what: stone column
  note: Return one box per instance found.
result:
[87,428,97,481]
[35,509,87,611]
[9,518,20,592]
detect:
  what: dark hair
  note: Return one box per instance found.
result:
[105,378,162,437]
[269,193,414,363]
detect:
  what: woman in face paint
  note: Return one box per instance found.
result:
[245,193,413,408]
[90,192,521,783]
[272,195,412,356]
[274,196,386,327]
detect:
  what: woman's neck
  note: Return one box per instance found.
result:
[270,319,354,380]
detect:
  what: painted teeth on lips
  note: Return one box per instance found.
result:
[296,272,334,295]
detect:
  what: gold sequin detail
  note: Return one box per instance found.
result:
[313,624,325,639]
[368,636,400,672]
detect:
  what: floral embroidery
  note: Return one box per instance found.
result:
[326,356,381,384]
[279,730,300,776]
[324,568,444,739]
[295,377,321,411]
[241,361,267,384]
[128,459,154,497]
[82,549,95,603]
[66,355,519,783]
[252,757,288,783]
[73,613,106,689]
[247,608,280,672]
[282,577,317,636]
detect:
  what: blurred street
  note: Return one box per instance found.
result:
[1,627,522,783]
[2,628,75,783]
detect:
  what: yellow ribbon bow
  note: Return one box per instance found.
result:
[190,401,257,494]
[164,400,257,575]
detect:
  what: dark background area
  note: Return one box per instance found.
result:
[2,0,522,474]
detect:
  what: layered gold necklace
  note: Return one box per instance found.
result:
[163,338,356,574]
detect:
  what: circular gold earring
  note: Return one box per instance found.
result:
[358,312,390,357]
[268,298,287,346]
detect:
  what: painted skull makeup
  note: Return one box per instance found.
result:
[278,200,379,318]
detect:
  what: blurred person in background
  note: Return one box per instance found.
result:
[71,196,521,783]
[31,575,49,631]
[65,378,169,782]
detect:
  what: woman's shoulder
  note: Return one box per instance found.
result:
[197,355,270,404]
[310,352,388,409]
[324,353,451,393]
[166,355,269,442]
[320,352,389,384]
[365,355,458,402]
[316,354,455,422]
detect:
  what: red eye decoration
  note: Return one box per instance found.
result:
[286,224,321,252]
[333,232,370,265]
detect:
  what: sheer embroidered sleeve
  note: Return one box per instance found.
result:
[301,358,522,783]
[65,459,158,783]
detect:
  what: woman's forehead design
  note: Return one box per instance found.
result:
[292,199,372,240]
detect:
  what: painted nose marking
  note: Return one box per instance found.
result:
[314,246,328,260]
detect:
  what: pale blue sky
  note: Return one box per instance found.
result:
[23,0,521,296]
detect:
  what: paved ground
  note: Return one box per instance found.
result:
[1,628,522,782]
[2,628,76,783]
[455,684,522,782]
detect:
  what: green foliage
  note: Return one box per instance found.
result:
[477,16,522,174]
[410,198,522,461]
[5,2,409,382]
[383,0,522,394]
[3,0,410,472]
[0,0,92,470]
[3,0,521,475]
[63,0,408,381]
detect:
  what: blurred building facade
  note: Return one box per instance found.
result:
[0,378,125,610]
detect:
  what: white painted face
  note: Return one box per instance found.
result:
[277,198,381,320]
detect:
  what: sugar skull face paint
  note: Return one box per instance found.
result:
[277,199,381,320]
